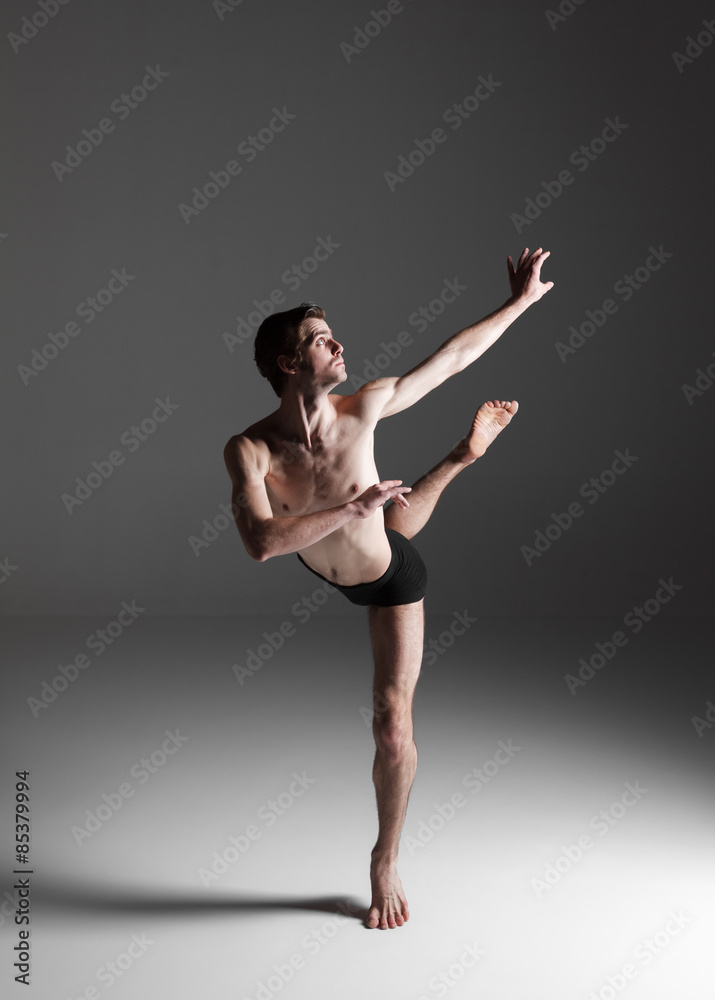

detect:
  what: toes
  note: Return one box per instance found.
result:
[370,901,406,929]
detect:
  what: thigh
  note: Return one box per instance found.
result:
[368,599,425,707]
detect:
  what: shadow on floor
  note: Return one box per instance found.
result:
[34,880,370,925]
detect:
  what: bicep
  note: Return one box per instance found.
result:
[355,349,457,420]
[223,436,273,557]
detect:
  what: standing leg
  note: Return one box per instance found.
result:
[367,598,424,929]
[385,399,518,540]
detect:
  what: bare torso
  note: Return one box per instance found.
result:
[241,394,393,585]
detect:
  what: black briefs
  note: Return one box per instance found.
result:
[296,528,427,607]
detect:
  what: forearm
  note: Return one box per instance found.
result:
[252,502,359,561]
[441,294,532,373]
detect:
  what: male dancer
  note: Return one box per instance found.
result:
[223,247,552,929]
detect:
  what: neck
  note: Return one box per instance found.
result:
[277,385,333,448]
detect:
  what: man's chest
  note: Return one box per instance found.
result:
[263,428,376,515]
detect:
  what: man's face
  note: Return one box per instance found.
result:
[294,318,347,388]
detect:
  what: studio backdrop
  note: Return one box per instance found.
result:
[3,0,713,618]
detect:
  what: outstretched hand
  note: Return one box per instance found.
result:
[507,247,554,303]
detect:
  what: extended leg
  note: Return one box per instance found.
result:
[367,598,424,929]
[384,399,518,540]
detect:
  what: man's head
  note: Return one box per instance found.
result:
[254,302,346,397]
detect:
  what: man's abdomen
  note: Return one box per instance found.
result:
[296,511,393,586]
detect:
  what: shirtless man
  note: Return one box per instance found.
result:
[223,247,553,929]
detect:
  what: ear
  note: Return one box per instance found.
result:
[276,354,297,376]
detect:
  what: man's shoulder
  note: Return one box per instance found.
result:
[223,419,273,472]
[225,410,276,447]
[334,378,397,419]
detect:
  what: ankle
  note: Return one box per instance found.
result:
[371,846,398,868]
[450,441,476,466]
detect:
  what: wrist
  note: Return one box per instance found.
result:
[343,500,359,520]
[505,292,533,312]
[501,294,535,323]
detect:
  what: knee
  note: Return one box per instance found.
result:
[373,703,414,761]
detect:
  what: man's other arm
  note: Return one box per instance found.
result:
[357,247,553,420]
[223,435,411,561]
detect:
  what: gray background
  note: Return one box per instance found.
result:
[3,0,713,617]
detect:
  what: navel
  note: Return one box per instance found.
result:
[282,504,289,511]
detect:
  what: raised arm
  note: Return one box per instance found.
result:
[357,247,553,420]
[223,435,411,561]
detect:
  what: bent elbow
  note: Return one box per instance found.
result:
[243,520,277,562]
[247,534,271,562]
[247,541,268,562]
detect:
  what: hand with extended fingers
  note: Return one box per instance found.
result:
[507,246,554,304]
[352,480,411,518]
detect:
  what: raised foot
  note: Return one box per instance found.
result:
[454,399,519,464]
[367,860,409,929]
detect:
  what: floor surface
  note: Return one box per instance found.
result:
[1,613,713,999]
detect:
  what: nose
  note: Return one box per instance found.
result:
[332,339,343,356]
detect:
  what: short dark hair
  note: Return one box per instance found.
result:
[253,302,326,397]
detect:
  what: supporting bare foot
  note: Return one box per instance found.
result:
[367,858,410,929]
[453,399,519,465]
